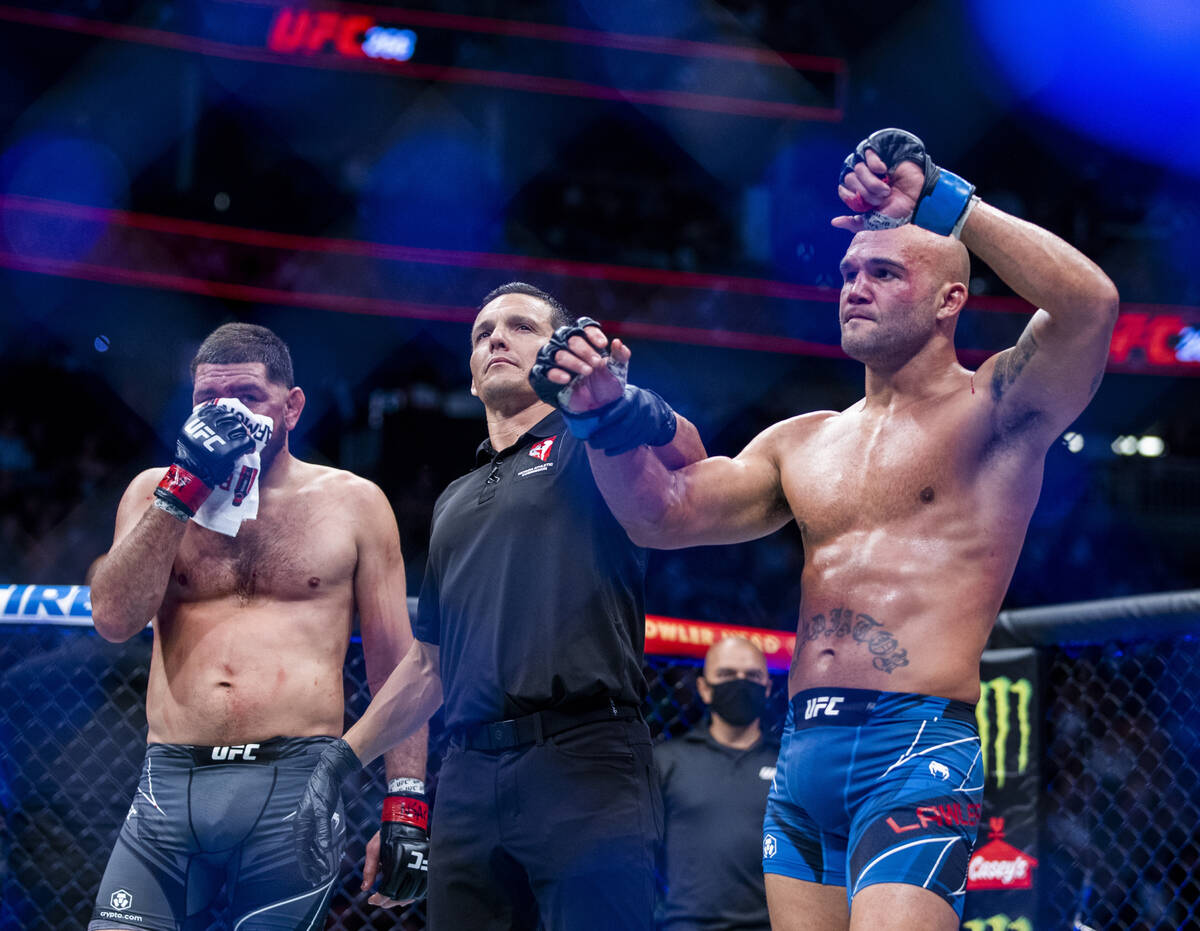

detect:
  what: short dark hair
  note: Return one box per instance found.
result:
[190,323,295,387]
[478,282,575,330]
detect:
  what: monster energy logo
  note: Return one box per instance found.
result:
[962,916,1032,931]
[975,676,1033,789]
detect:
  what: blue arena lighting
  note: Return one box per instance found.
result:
[0,133,128,260]
[969,0,1200,175]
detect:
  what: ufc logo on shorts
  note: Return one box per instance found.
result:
[408,850,428,872]
[184,418,227,451]
[803,696,844,719]
[211,743,260,761]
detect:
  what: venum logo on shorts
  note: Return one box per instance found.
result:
[109,889,133,910]
[762,834,778,858]
[211,743,260,761]
[928,760,951,780]
[803,695,844,719]
[758,765,776,781]
[967,818,1038,891]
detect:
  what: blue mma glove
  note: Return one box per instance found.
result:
[839,128,976,237]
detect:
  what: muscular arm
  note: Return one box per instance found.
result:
[353,480,428,781]
[343,639,443,767]
[963,202,1119,439]
[647,412,706,471]
[90,469,182,642]
[587,419,794,549]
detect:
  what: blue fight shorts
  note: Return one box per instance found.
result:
[762,688,983,917]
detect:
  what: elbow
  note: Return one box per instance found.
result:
[92,616,135,643]
[1092,276,1120,327]
[625,485,688,550]
[89,592,141,643]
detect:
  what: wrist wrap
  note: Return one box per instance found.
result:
[155,464,212,517]
[382,794,429,832]
[584,384,678,456]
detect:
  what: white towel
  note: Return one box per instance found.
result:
[190,398,274,538]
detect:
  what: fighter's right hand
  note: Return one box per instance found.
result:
[529,317,629,414]
[834,128,976,238]
[294,738,362,884]
[153,404,254,519]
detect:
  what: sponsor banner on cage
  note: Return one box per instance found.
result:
[961,648,1041,929]
[0,584,94,625]
[644,614,794,671]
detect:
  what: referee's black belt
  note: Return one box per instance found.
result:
[452,697,641,751]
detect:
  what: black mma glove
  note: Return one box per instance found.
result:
[294,738,361,885]
[154,404,255,520]
[839,128,976,237]
[377,778,430,902]
[528,316,676,452]
[529,316,628,438]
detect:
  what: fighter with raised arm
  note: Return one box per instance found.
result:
[87,323,428,931]
[530,130,1119,931]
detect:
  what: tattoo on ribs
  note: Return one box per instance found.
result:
[797,607,910,674]
[991,328,1039,402]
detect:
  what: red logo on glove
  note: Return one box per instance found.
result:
[529,436,557,462]
[383,796,429,831]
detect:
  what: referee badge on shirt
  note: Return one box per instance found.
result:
[517,435,558,480]
[529,436,556,461]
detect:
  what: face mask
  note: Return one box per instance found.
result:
[705,678,768,726]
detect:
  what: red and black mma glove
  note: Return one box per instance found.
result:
[839,128,977,237]
[377,778,430,902]
[529,318,677,455]
[153,405,255,521]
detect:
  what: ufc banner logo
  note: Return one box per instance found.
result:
[803,695,844,719]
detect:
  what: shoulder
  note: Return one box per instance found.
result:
[305,463,386,500]
[742,410,840,458]
[294,463,395,524]
[130,466,167,493]
[117,467,167,511]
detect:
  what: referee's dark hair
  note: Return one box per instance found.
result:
[478,282,576,330]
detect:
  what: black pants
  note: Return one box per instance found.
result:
[428,717,663,931]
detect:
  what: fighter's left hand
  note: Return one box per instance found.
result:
[362,830,422,908]
[529,317,631,413]
[833,147,924,231]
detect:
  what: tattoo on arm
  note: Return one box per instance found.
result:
[795,607,910,674]
[990,327,1039,402]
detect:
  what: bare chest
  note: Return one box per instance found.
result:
[167,500,357,603]
[782,411,972,541]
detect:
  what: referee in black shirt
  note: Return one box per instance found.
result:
[294,282,706,930]
[656,636,779,931]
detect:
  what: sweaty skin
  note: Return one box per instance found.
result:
[762,352,1044,703]
[114,462,372,742]
[552,142,1118,931]
[91,363,420,751]
[558,203,1117,708]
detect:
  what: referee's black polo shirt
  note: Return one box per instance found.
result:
[655,726,780,931]
[413,409,649,732]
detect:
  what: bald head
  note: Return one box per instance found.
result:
[849,224,970,292]
[703,636,768,681]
